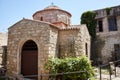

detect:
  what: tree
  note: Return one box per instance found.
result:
[81,11,97,40]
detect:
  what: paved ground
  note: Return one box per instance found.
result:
[95,67,120,80]
[113,78,120,80]
[113,67,120,80]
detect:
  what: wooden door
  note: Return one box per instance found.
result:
[21,40,38,80]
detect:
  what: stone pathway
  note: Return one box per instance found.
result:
[95,74,120,80]
[95,67,120,80]
[112,77,120,80]
[113,67,120,80]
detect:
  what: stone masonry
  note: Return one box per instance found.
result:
[6,5,91,80]
[59,25,90,58]
[0,33,7,67]
[7,19,59,75]
[94,5,120,64]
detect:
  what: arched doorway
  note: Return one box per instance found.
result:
[21,40,38,79]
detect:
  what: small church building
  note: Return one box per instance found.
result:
[6,5,91,79]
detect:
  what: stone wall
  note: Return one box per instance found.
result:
[59,25,91,59]
[0,33,7,67]
[49,26,58,57]
[95,5,120,19]
[0,46,3,67]
[0,33,7,46]
[97,32,120,63]
[33,10,71,26]
[96,15,120,63]
[59,29,79,57]
[79,25,91,59]
[7,19,58,77]
[0,46,7,67]
[7,18,91,79]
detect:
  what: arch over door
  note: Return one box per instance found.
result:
[21,40,38,79]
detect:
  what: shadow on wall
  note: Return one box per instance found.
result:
[91,36,105,66]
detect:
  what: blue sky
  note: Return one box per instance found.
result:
[0,0,120,32]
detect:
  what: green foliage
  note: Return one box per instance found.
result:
[105,7,112,15]
[0,78,5,80]
[45,55,94,80]
[81,11,97,40]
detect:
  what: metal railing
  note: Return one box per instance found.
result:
[0,71,91,80]
[99,60,120,80]
[1,60,120,80]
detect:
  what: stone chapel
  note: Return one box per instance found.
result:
[6,5,90,79]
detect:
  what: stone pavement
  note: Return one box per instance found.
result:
[95,67,120,80]
[112,77,120,80]
[95,74,120,80]
[112,67,120,80]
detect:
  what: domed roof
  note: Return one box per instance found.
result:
[33,4,72,18]
[44,5,60,10]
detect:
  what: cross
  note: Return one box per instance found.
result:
[51,2,54,6]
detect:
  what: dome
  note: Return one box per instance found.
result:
[44,5,60,10]
[42,4,71,17]
[33,4,72,26]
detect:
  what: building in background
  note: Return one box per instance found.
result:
[94,5,120,64]
[0,33,7,67]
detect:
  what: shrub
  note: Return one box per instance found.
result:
[45,55,94,80]
[81,11,97,40]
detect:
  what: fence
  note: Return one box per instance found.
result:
[99,60,120,80]
[1,60,120,80]
[0,71,91,80]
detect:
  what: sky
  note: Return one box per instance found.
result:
[0,0,120,32]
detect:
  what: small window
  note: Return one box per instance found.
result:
[114,44,120,51]
[98,20,103,32]
[40,17,43,21]
[114,44,120,61]
[85,43,88,56]
[108,17,117,31]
